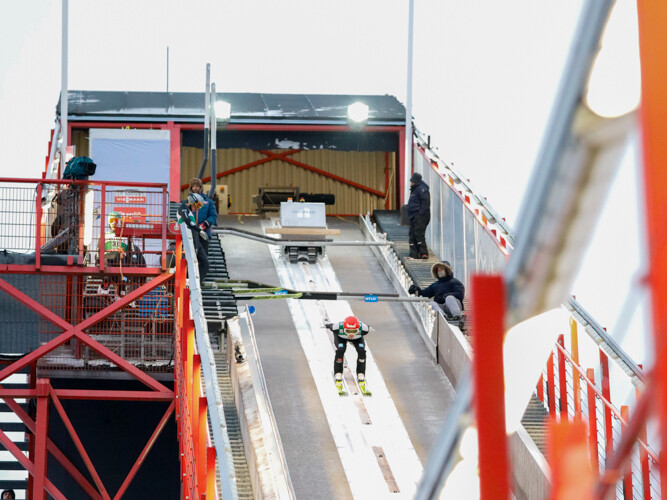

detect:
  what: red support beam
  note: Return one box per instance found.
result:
[267,151,386,197]
[198,397,208,491]
[0,428,67,500]
[620,405,633,499]
[586,369,600,475]
[547,352,556,417]
[636,378,652,500]
[49,387,110,499]
[207,446,216,500]
[167,121,182,202]
[599,350,613,456]
[0,392,102,498]
[537,374,544,403]
[470,274,510,500]
[35,183,42,270]
[557,335,568,419]
[398,127,406,206]
[113,401,175,500]
[548,419,594,500]
[571,318,582,420]
[181,150,301,190]
[636,2,667,497]
[34,379,51,500]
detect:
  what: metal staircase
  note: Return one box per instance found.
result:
[372,210,549,455]
[0,371,29,498]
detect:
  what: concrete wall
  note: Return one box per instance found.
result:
[434,313,551,499]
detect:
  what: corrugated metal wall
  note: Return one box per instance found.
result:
[71,129,90,157]
[181,148,396,215]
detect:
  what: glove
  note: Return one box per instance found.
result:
[324,322,333,330]
[199,223,207,230]
[434,294,448,304]
[408,284,420,295]
[199,230,209,241]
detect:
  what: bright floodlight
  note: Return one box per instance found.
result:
[215,100,231,121]
[347,102,369,123]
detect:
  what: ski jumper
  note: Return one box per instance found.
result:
[326,321,371,377]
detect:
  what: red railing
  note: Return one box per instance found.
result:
[539,334,660,498]
[0,178,170,274]
[173,236,217,498]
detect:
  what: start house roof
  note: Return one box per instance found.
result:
[59,91,406,126]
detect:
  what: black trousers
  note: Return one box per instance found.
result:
[193,233,209,284]
[409,216,430,258]
[333,334,366,376]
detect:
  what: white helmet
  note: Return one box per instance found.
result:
[187,193,204,208]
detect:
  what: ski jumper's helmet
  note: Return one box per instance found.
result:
[343,316,360,334]
[187,193,204,209]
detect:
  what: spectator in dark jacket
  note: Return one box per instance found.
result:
[407,172,430,259]
[188,178,218,252]
[409,261,465,319]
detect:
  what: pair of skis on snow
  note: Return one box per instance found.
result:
[335,375,372,397]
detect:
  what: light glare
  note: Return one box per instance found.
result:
[215,100,231,121]
[347,102,369,123]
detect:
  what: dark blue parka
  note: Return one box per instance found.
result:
[407,180,430,223]
[416,262,465,304]
[192,194,218,237]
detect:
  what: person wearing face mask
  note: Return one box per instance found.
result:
[408,261,465,320]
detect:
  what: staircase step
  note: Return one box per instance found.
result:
[0,422,27,432]
[0,461,27,470]
[0,440,29,451]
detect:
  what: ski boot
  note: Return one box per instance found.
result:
[334,373,347,396]
[357,374,372,396]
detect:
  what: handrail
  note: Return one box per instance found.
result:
[554,342,658,464]
[241,306,297,499]
[567,297,646,385]
[181,223,238,500]
[0,177,168,189]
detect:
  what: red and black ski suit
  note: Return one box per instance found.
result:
[325,321,371,377]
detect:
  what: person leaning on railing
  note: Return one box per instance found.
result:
[177,193,210,285]
[409,261,465,321]
[187,177,218,253]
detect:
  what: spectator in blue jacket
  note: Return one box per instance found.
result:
[188,178,218,252]
[407,172,430,259]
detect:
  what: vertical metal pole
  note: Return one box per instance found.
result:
[547,352,556,417]
[209,83,217,198]
[34,379,51,499]
[586,369,599,475]
[471,275,510,500]
[60,0,68,169]
[620,406,633,498]
[198,64,210,180]
[100,184,106,272]
[207,446,216,499]
[636,1,667,496]
[557,335,568,418]
[599,350,613,455]
[35,183,43,270]
[537,374,544,403]
[636,375,652,500]
[166,46,169,92]
[571,318,582,419]
[403,0,415,204]
[198,397,207,490]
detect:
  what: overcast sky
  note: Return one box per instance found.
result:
[0,0,647,364]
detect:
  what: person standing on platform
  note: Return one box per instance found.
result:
[407,172,431,259]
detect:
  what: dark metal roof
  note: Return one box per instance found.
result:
[59,91,406,126]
